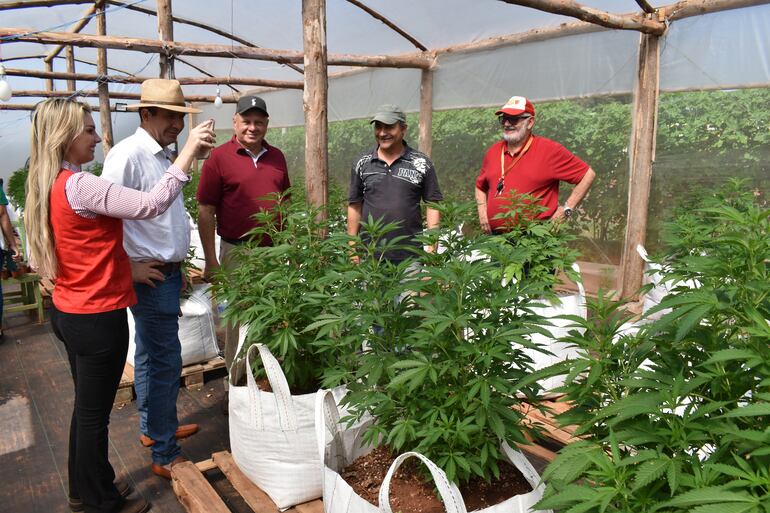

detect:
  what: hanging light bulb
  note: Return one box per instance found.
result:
[213,86,223,109]
[0,64,12,102]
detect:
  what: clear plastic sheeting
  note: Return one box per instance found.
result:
[433,29,639,111]
[2,1,770,173]
[660,4,770,91]
[203,67,422,128]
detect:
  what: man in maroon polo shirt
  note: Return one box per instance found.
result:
[475,95,595,234]
[196,94,290,394]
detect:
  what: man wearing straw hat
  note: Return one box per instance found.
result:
[101,79,211,479]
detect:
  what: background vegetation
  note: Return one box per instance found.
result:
[7,88,769,262]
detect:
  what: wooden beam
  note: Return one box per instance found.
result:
[2,68,303,89]
[95,0,113,154]
[65,46,76,90]
[174,57,241,94]
[0,0,90,9]
[1,54,138,76]
[666,0,770,20]
[107,0,306,75]
[344,0,427,51]
[0,28,434,69]
[43,4,97,63]
[302,0,329,215]
[12,90,238,103]
[156,0,174,78]
[618,33,661,300]
[418,68,434,157]
[0,103,118,112]
[635,0,657,13]
[497,0,666,34]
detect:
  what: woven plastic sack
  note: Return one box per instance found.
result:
[519,263,587,393]
[127,283,219,367]
[315,390,551,513]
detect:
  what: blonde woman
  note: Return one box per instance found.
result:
[26,98,213,513]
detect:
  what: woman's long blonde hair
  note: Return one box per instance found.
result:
[25,99,91,278]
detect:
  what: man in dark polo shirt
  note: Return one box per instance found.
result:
[348,104,443,263]
[196,94,290,392]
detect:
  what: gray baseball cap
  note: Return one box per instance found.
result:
[370,104,406,125]
[236,94,269,116]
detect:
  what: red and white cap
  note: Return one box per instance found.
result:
[495,96,535,117]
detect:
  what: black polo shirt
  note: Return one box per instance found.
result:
[348,142,443,261]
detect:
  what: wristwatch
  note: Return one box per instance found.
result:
[563,205,573,218]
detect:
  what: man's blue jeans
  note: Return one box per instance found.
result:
[131,269,182,465]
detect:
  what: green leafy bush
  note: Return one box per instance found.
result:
[536,180,770,512]
[329,196,581,484]
[211,186,354,392]
[7,165,29,211]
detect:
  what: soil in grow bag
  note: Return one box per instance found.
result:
[340,446,533,513]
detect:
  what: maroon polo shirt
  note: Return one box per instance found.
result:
[196,136,290,244]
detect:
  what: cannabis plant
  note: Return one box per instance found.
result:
[336,198,581,484]
[212,186,352,391]
[536,180,770,513]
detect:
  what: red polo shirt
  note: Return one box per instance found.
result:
[197,136,290,244]
[475,136,589,232]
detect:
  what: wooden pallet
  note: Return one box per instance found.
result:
[514,398,578,462]
[114,355,226,406]
[171,451,324,513]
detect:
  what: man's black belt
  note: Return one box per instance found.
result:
[157,261,182,274]
[222,237,248,246]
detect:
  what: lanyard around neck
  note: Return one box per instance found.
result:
[499,135,533,182]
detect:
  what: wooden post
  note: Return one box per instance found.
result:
[418,68,434,157]
[157,0,175,78]
[618,32,661,299]
[95,0,113,153]
[302,0,328,216]
[44,60,54,91]
[65,45,76,91]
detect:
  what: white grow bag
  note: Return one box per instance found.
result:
[229,341,348,510]
[315,390,551,513]
[637,244,699,321]
[519,263,587,393]
[127,284,220,367]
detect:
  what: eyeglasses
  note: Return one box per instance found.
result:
[498,115,531,126]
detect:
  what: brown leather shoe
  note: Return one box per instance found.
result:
[150,455,188,480]
[139,424,199,447]
[118,495,151,513]
[68,478,132,512]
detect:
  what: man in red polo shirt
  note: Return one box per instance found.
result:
[475,96,595,233]
[196,94,289,393]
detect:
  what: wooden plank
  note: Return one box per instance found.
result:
[171,461,231,513]
[213,451,280,513]
[195,458,217,473]
[289,500,325,513]
[516,441,558,463]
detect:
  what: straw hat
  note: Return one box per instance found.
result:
[127,79,201,113]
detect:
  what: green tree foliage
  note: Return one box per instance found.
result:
[536,180,770,512]
[267,88,770,263]
[7,164,28,210]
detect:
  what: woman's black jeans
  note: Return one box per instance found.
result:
[50,306,128,513]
